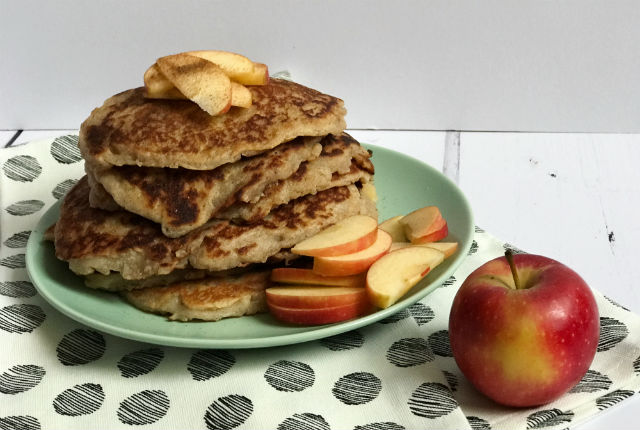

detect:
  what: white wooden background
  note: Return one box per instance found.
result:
[2,129,639,429]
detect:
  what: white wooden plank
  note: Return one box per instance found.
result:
[10,130,78,147]
[442,131,460,183]
[0,131,19,148]
[347,130,445,172]
[459,132,640,313]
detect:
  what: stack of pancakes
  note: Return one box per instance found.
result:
[50,78,377,321]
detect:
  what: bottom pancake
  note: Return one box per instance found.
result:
[123,270,271,321]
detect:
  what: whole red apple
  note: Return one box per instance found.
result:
[449,252,599,407]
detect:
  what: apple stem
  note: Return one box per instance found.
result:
[504,249,522,290]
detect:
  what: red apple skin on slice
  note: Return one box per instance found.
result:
[270,268,365,288]
[292,215,378,257]
[268,301,371,325]
[412,220,448,244]
[266,286,367,309]
[313,229,392,277]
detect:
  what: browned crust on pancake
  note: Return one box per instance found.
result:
[123,270,270,321]
[54,177,376,279]
[87,136,323,237]
[79,79,347,170]
[87,133,373,235]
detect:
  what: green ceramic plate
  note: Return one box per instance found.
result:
[26,144,474,348]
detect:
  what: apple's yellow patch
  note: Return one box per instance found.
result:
[491,317,557,384]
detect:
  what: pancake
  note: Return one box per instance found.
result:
[79,79,347,170]
[54,177,377,280]
[218,159,374,222]
[123,270,271,321]
[87,133,373,237]
[86,135,323,237]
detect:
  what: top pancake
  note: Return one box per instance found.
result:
[79,79,347,170]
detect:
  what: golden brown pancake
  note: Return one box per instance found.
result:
[123,270,271,321]
[79,79,347,170]
[86,135,322,237]
[54,177,377,280]
[86,133,373,237]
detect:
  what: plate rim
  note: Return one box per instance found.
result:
[26,143,474,348]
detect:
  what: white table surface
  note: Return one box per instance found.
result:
[2,128,638,429]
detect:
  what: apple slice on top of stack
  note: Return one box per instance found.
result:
[143,50,269,115]
[267,206,459,325]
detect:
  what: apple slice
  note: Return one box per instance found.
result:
[268,300,370,325]
[270,268,365,288]
[144,63,185,99]
[313,229,392,277]
[156,54,232,115]
[186,50,255,82]
[231,82,252,108]
[366,247,445,308]
[235,62,269,86]
[420,241,458,258]
[400,206,449,244]
[379,215,406,242]
[389,241,458,257]
[292,215,378,257]
[361,183,378,202]
[266,286,367,309]
[389,242,411,252]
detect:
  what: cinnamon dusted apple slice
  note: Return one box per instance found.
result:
[400,206,448,244]
[186,50,255,82]
[291,215,378,257]
[144,63,184,99]
[271,268,365,288]
[366,247,445,308]
[156,53,231,115]
[312,229,392,276]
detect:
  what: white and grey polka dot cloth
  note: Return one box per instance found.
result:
[1,136,639,430]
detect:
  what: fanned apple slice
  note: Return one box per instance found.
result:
[266,286,367,309]
[379,215,406,242]
[156,53,231,115]
[366,247,445,308]
[313,229,392,276]
[270,268,365,288]
[420,241,458,258]
[389,241,458,257]
[400,206,449,243]
[268,301,370,325]
[292,215,378,257]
